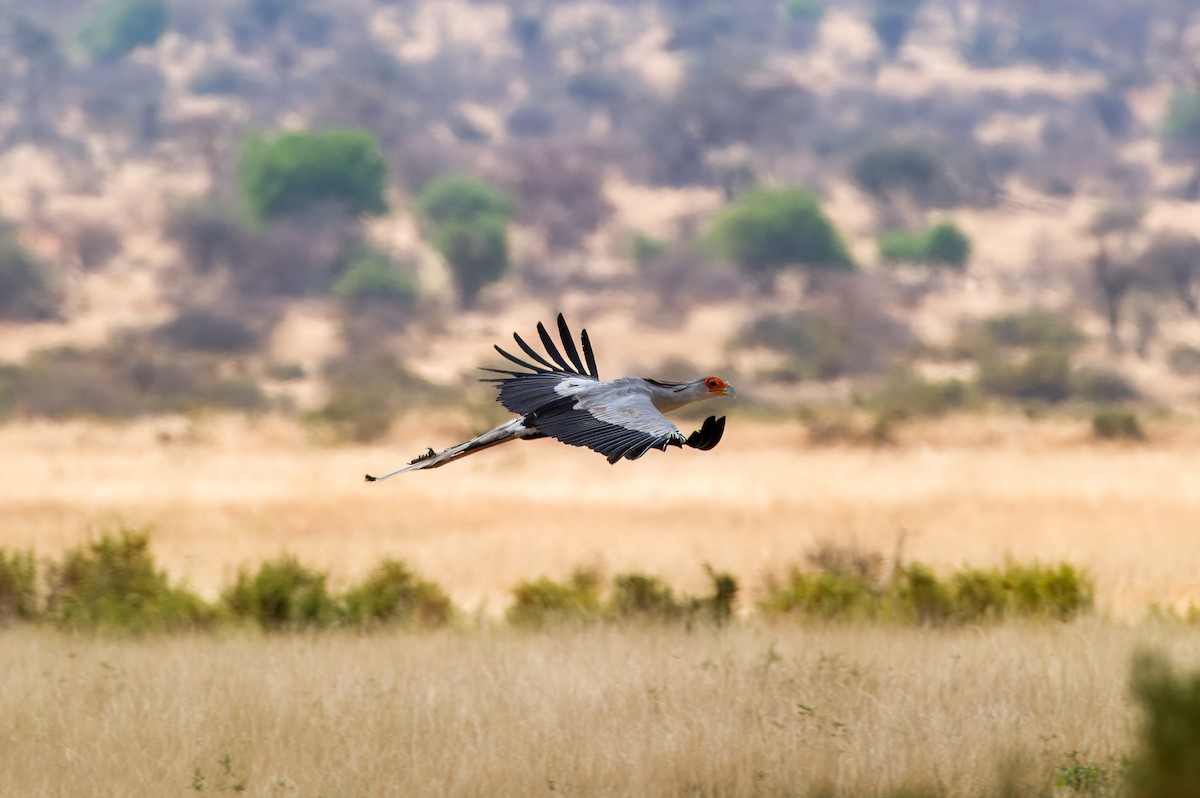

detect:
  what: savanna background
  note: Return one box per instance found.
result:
[2,0,1200,795]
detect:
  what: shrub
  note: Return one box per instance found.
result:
[608,573,683,622]
[760,549,1092,625]
[1127,651,1200,797]
[1092,407,1145,441]
[506,569,601,629]
[238,128,388,221]
[1161,91,1200,154]
[0,547,38,624]
[417,176,515,227]
[332,252,419,309]
[432,216,510,308]
[877,229,927,264]
[924,220,971,269]
[342,559,453,629]
[1073,368,1139,404]
[77,0,167,62]
[710,187,854,287]
[44,530,214,634]
[222,556,338,631]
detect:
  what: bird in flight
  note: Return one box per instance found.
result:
[366,314,734,480]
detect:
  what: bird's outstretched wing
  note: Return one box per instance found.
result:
[480,313,600,416]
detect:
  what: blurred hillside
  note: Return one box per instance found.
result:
[1,0,1199,438]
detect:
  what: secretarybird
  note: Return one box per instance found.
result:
[365,314,734,480]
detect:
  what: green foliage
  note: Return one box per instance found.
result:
[1054,750,1123,796]
[238,129,388,221]
[629,232,670,266]
[785,0,826,23]
[710,187,853,285]
[0,227,59,321]
[418,175,513,306]
[1161,92,1200,148]
[506,569,602,629]
[417,176,515,227]
[878,220,971,270]
[44,530,213,634]
[924,220,971,268]
[432,216,510,307]
[77,0,167,62]
[609,573,683,621]
[877,229,926,263]
[1092,407,1145,442]
[222,556,338,631]
[332,252,419,308]
[1127,651,1200,797]
[342,559,453,629]
[760,545,1092,625]
[0,548,38,623]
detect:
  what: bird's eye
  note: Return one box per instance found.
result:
[706,378,721,390]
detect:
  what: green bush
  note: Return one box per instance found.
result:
[710,187,854,286]
[877,229,927,264]
[760,549,1092,625]
[342,560,453,629]
[506,569,602,629]
[417,176,515,227]
[1092,407,1145,441]
[332,253,419,308]
[222,556,338,631]
[1161,91,1200,151]
[924,220,971,269]
[238,129,388,221]
[1127,651,1200,797]
[44,530,213,634]
[609,573,683,622]
[0,548,38,624]
[432,216,510,308]
[78,0,167,62]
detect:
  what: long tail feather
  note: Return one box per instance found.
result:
[365,418,533,481]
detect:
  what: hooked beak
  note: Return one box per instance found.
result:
[718,384,736,399]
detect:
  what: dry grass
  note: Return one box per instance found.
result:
[2,414,1199,618]
[1,619,1193,796]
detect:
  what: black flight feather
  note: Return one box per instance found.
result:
[536,321,574,372]
[556,314,588,376]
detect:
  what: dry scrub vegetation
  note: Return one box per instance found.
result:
[2,620,1195,797]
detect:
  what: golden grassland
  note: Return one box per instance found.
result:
[3,413,1200,795]
[3,620,1196,797]
[1,413,1199,616]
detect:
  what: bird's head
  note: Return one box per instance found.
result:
[702,376,735,398]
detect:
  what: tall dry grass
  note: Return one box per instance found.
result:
[1,415,1198,616]
[2,619,1191,796]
